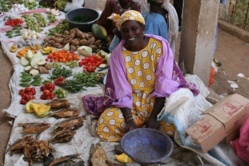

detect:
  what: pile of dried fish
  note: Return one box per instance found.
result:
[8,136,53,165]
[50,116,84,143]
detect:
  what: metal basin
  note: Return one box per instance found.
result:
[121,128,173,165]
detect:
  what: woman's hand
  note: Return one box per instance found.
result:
[125,117,137,132]
[120,107,137,132]
[145,115,160,130]
[145,97,165,129]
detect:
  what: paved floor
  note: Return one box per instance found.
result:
[0,6,249,164]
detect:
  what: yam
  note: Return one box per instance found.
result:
[79,39,88,46]
[38,66,49,74]
[70,40,80,46]
[64,30,70,35]
[54,43,63,48]
[76,29,85,39]
[55,34,63,37]
[70,45,77,52]
[84,33,90,40]
[69,28,77,39]
[93,40,101,46]
[87,32,94,37]
[88,37,95,45]
[54,38,64,43]
[44,63,52,70]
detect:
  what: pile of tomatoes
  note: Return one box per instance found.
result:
[78,55,104,72]
[5,19,23,27]
[53,76,65,86]
[40,82,56,100]
[19,87,36,105]
[46,50,80,63]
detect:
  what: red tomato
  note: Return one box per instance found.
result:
[20,98,27,105]
[50,93,55,99]
[43,90,51,96]
[24,87,32,93]
[40,94,46,100]
[45,83,55,91]
[31,88,36,95]
[58,76,64,81]
[19,89,25,96]
[40,86,45,91]
[25,95,32,101]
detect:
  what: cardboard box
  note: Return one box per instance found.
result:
[186,94,249,152]
[205,94,249,133]
[186,115,226,153]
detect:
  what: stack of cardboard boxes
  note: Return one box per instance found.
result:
[186,94,249,153]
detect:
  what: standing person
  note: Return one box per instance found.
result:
[173,0,183,31]
[93,10,199,142]
[143,0,169,41]
[142,0,179,54]
[97,0,141,39]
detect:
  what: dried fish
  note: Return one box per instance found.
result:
[50,128,76,143]
[90,143,108,166]
[48,99,70,110]
[54,117,84,133]
[19,123,51,134]
[8,136,35,154]
[50,108,79,118]
[23,140,53,165]
[48,154,79,166]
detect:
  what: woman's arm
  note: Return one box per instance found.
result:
[145,97,165,129]
[121,107,137,132]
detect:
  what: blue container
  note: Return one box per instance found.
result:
[65,7,100,32]
[121,128,173,165]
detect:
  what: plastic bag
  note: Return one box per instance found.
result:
[230,118,249,164]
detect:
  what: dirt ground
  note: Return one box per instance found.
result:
[0,22,249,166]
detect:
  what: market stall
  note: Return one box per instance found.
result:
[1,1,247,166]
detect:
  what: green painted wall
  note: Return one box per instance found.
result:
[233,0,249,30]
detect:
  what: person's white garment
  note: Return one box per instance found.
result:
[64,0,85,12]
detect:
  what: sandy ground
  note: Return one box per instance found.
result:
[0,1,249,164]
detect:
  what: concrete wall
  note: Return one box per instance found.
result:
[85,0,106,11]
[180,0,219,85]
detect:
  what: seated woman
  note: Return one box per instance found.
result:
[97,0,141,39]
[92,10,199,142]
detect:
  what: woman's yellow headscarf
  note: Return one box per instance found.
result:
[108,10,145,30]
